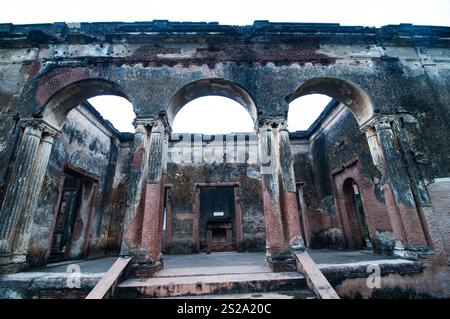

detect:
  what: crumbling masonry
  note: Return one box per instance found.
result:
[0,21,449,285]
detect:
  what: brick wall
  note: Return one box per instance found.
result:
[331,160,391,250]
[428,178,450,256]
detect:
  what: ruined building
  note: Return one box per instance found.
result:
[0,21,449,298]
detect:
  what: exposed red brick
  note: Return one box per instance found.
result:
[141,180,164,262]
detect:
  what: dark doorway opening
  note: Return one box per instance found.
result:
[211,227,227,241]
[199,186,236,252]
[49,167,97,262]
[343,179,371,249]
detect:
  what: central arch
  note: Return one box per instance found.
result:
[162,78,264,266]
[166,78,258,127]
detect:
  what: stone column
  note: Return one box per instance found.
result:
[277,121,305,251]
[0,119,59,272]
[13,125,59,260]
[362,126,384,171]
[361,123,407,247]
[139,117,168,275]
[121,119,152,257]
[362,115,428,256]
[257,119,294,272]
[391,115,447,264]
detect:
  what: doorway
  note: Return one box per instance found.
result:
[50,167,97,262]
[198,185,237,252]
[343,178,371,249]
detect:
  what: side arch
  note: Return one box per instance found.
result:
[289,77,375,125]
[38,78,131,130]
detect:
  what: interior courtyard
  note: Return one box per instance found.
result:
[0,20,449,299]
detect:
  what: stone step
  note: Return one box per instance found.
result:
[116,271,308,298]
[154,265,270,278]
[165,289,317,299]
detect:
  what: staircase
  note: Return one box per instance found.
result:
[114,266,316,299]
[84,252,340,299]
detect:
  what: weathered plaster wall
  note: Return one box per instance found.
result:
[290,103,391,250]
[328,264,450,299]
[105,141,132,254]
[309,106,379,211]
[0,23,448,181]
[27,105,130,266]
[0,21,448,270]
[290,138,336,247]
[0,49,33,204]
[165,133,265,254]
[0,25,449,200]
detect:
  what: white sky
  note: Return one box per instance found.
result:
[3,0,449,133]
[88,96,135,132]
[288,95,333,131]
[1,0,449,26]
[171,96,255,134]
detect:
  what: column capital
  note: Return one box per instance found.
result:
[150,117,169,135]
[359,114,395,133]
[133,117,154,129]
[133,115,171,134]
[21,118,61,139]
[256,117,287,132]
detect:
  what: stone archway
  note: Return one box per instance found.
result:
[166,78,258,128]
[290,76,430,256]
[289,77,375,126]
[0,77,134,271]
[120,77,266,274]
[40,79,132,130]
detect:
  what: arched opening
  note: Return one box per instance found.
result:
[343,178,371,249]
[167,78,257,128]
[287,94,333,132]
[88,96,135,133]
[289,77,374,125]
[162,78,264,269]
[32,79,136,264]
[40,79,131,130]
[288,77,381,254]
[172,96,254,134]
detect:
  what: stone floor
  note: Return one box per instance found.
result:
[0,249,403,283]
[161,249,396,273]
[8,249,398,277]
[117,250,409,298]
[308,248,396,264]
[32,256,118,274]
[0,249,420,298]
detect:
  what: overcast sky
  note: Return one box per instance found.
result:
[2,0,448,133]
[1,0,449,26]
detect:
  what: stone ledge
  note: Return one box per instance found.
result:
[0,21,449,47]
[318,259,424,286]
[0,272,103,299]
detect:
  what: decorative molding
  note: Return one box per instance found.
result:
[21,118,61,139]
[133,115,171,134]
[359,114,395,133]
[330,157,359,176]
